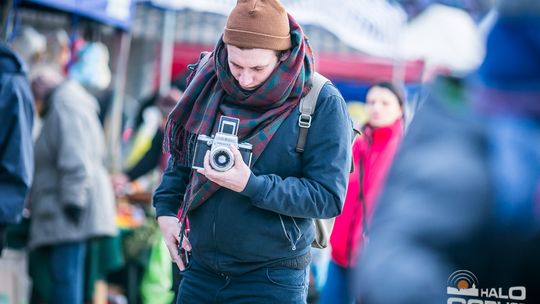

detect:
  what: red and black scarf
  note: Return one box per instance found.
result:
[164,15,314,211]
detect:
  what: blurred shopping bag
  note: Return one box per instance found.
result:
[140,236,174,304]
[0,249,30,304]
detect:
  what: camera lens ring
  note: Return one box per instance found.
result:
[210,146,234,172]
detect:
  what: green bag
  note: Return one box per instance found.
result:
[140,235,175,304]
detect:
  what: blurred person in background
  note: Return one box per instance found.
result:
[10,26,46,74]
[0,42,34,255]
[153,0,353,303]
[27,30,117,303]
[9,26,46,139]
[112,74,188,196]
[107,61,189,304]
[355,0,540,303]
[57,30,122,304]
[127,87,183,182]
[121,92,164,175]
[68,35,113,123]
[320,82,405,304]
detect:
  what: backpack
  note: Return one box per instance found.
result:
[297,73,356,249]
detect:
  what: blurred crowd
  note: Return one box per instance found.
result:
[1,23,189,304]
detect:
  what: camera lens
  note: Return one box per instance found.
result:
[210,147,234,171]
[214,151,230,166]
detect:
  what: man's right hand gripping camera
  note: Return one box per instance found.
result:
[192,116,253,172]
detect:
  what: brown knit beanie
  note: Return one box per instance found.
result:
[223,0,292,51]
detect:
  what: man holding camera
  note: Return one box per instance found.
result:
[153,0,352,302]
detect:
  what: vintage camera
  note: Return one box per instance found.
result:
[192,116,253,172]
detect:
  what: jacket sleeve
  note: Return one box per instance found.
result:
[153,157,191,218]
[241,93,353,219]
[126,129,164,181]
[0,76,34,225]
[49,105,90,208]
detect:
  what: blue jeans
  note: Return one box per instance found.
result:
[49,241,86,304]
[176,259,309,304]
[320,261,354,304]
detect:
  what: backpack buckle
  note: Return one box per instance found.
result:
[298,114,312,128]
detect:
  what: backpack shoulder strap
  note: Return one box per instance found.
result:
[198,52,211,68]
[187,51,212,74]
[296,72,330,153]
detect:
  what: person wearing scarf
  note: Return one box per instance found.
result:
[355,1,540,303]
[153,1,353,303]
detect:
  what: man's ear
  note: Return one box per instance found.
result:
[279,50,291,62]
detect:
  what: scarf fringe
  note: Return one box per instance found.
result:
[164,120,198,167]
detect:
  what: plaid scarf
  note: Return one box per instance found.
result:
[164,15,314,212]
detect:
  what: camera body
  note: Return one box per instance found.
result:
[192,116,253,172]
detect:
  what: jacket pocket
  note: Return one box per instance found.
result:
[278,215,303,251]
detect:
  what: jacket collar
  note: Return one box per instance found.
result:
[364,118,403,144]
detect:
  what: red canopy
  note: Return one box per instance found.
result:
[162,43,425,88]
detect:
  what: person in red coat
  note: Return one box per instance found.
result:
[321,82,405,304]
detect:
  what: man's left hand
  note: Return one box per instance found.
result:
[197,145,251,192]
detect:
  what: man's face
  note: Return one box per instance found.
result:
[226,45,280,91]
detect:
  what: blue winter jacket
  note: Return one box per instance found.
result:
[153,83,353,275]
[0,43,35,225]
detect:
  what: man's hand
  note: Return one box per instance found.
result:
[63,204,83,225]
[196,145,251,192]
[111,173,130,196]
[157,216,191,271]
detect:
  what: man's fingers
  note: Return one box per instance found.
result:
[176,259,185,271]
[203,151,211,171]
[158,216,188,272]
[173,231,181,243]
[165,236,188,271]
[230,145,244,166]
[201,151,220,183]
[182,235,192,251]
[165,242,180,262]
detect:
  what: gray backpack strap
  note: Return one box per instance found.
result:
[198,52,211,68]
[296,73,330,153]
[188,51,212,73]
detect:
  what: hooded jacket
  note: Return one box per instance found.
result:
[0,43,34,226]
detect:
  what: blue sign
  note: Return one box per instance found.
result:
[19,0,135,29]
